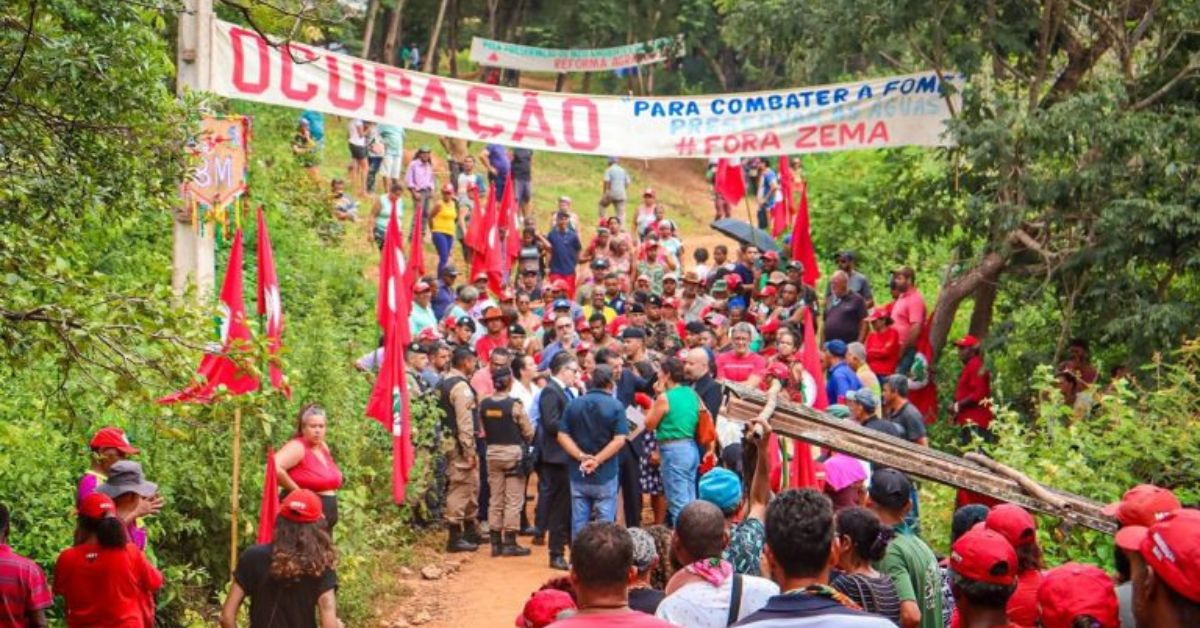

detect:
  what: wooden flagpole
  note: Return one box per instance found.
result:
[230,405,242,572]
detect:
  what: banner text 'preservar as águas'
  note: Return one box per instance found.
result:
[210,20,962,159]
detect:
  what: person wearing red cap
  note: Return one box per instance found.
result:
[410,280,439,338]
[1115,509,1200,627]
[517,589,577,628]
[1036,563,1119,628]
[1103,484,1182,627]
[54,493,163,627]
[947,526,1022,628]
[431,182,463,277]
[78,426,139,504]
[220,490,340,628]
[951,335,995,435]
[984,504,1044,626]
[865,305,900,377]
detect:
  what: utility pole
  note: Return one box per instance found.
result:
[174,0,217,301]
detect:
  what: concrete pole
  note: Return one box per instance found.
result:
[174,0,216,301]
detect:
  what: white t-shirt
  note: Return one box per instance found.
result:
[348,119,367,146]
[655,575,778,628]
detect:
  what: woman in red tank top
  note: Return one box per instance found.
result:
[276,404,344,533]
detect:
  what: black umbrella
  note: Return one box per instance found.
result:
[710,219,781,253]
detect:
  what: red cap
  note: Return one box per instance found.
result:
[949,526,1018,586]
[413,280,432,293]
[279,489,324,523]
[1115,509,1200,603]
[89,427,139,455]
[758,285,778,298]
[481,306,505,322]
[642,188,655,197]
[499,288,516,301]
[866,303,894,321]
[1102,484,1181,527]
[515,589,576,628]
[763,251,780,261]
[662,297,680,310]
[441,182,455,194]
[575,341,593,354]
[417,327,443,341]
[725,274,742,288]
[473,271,489,282]
[1037,562,1120,628]
[78,492,117,519]
[953,334,981,348]
[985,504,1038,547]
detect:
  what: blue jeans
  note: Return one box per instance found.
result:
[433,232,454,275]
[660,440,699,526]
[569,476,619,538]
[904,483,922,536]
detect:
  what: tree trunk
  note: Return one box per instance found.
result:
[446,0,459,77]
[554,72,567,92]
[582,72,592,92]
[361,0,381,60]
[381,0,405,67]
[424,0,449,73]
[929,251,1008,360]
[695,42,728,90]
[967,278,999,338]
[486,0,499,38]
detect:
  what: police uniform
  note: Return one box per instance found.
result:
[480,394,534,555]
[437,367,481,551]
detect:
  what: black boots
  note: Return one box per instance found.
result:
[445,523,478,553]
[463,520,483,545]
[489,530,503,557]
[501,531,532,557]
[549,554,570,571]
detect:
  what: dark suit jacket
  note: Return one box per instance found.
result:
[614,370,654,457]
[692,375,723,422]
[537,379,571,465]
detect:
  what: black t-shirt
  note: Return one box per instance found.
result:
[823,292,867,344]
[235,544,337,628]
[510,148,533,180]
[628,587,665,614]
[888,401,928,443]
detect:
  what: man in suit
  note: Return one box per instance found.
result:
[534,351,580,570]
[596,348,654,528]
[685,347,723,420]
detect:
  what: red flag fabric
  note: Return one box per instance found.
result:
[469,187,504,295]
[159,229,259,404]
[464,184,488,254]
[789,177,821,287]
[909,313,939,424]
[714,158,746,207]
[376,210,404,332]
[774,157,795,238]
[256,448,278,543]
[500,172,522,269]
[407,204,426,279]
[789,308,827,489]
[255,207,289,398]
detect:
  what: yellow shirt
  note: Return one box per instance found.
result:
[431,199,457,235]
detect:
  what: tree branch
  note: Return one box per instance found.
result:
[1131,59,1200,111]
[0,0,38,95]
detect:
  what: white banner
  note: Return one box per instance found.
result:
[210,20,962,159]
[468,35,684,73]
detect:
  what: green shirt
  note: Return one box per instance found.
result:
[657,385,700,440]
[874,522,943,628]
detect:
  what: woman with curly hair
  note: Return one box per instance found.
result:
[220,490,341,628]
[831,506,902,624]
[644,524,676,591]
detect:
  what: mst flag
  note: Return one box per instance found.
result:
[500,172,521,269]
[714,158,746,207]
[789,308,827,489]
[160,229,259,404]
[256,207,289,397]
[789,176,821,287]
[256,448,279,543]
[774,157,794,238]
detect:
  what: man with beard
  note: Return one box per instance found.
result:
[679,271,713,323]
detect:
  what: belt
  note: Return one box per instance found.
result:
[659,438,693,444]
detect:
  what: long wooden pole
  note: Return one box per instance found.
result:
[230,405,242,572]
[424,0,450,73]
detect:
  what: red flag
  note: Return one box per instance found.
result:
[774,157,794,238]
[255,207,289,398]
[714,158,746,207]
[159,229,259,404]
[500,172,522,269]
[789,308,827,488]
[469,187,504,295]
[407,204,426,279]
[464,184,487,253]
[789,177,821,288]
[909,313,939,424]
[257,448,278,543]
[376,210,403,332]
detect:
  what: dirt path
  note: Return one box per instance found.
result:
[376,534,565,627]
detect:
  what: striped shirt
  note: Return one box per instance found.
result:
[0,544,52,624]
[832,571,902,625]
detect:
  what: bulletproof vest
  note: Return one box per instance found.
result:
[480,396,522,446]
[436,375,472,437]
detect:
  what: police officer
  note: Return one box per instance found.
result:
[437,346,481,552]
[479,366,535,557]
[405,342,431,395]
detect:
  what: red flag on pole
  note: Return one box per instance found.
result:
[909,313,938,424]
[407,205,426,279]
[789,177,821,288]
[469,187,504,295]
[376,210,403,332]
[256,448,278,543]
[714,158,746,207]
[159,229,259,404]
[255,207,289,398]
[789,308,827,488]
[464,184,488,254]
[774,157,795,238]
[500,172,522,270]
